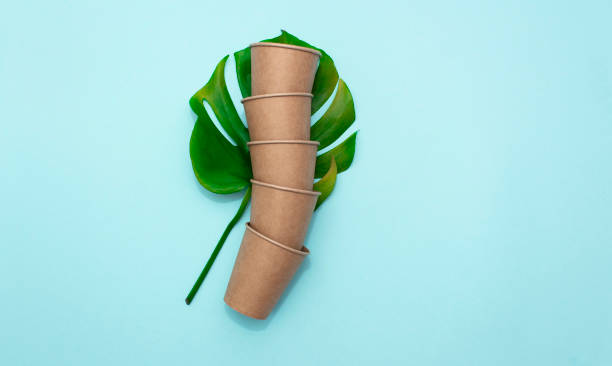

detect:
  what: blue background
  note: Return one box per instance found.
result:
[1,1,611,364]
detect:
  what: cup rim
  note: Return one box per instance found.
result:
[247,140,319,146]
[251,179,321,196]
[241,92,313,103]
[250,42,322,57]
[245,223,310,256]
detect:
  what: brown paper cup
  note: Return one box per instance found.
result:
[247,140,319,190]
[250,42,321,95]
[250,179,320,249]
[224,223,309,320]
[242,93,313,141]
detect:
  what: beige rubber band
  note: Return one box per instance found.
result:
[241,92,313,103]
[247,140,319,146]
[250,42,322,57]
[245,223,310,256]
[250,179,321,196]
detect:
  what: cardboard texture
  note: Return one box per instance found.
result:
[247,140,319,190]
[224,223,309,320]
[250,42,321,95]
[249,179,320,249]
[242,93,313,141]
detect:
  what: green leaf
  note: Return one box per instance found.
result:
[315,131,358,178]
[190,55,249,152]
[234,47,251,99]
[313,157,337,210]
[190,114,251,194]
[311,79,355,150]
[186,31,358,303]
[234,30,339,115]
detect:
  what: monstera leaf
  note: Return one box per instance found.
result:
[186,30,358,304]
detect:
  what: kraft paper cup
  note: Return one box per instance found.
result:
[224,223,309,320]
[242,93,313,141]
[250,42,321,95]
[250,179,320,250]
[247,140,319,190]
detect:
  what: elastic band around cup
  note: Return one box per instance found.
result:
[249,42,322,57]
[245,223,310,256]
[250,179,321,196]
[247,140,319,146]
[241,92,313,103]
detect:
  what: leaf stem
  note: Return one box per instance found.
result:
[185,185,252,305]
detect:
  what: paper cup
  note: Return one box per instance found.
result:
[250,179,320,249]
[224,223,309,320]
[242,93,313,141]
[250,42,321,95]
[247,140,319,190]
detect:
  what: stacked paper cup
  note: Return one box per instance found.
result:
[224,42,322,319]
